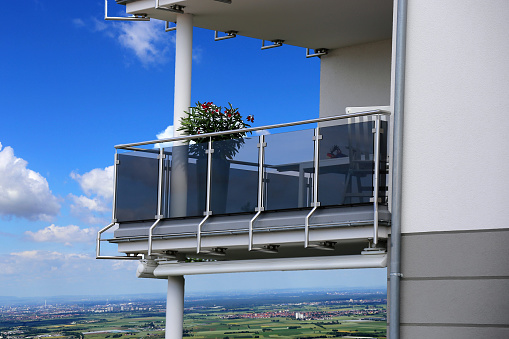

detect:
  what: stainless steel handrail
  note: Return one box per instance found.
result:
[115,110,390,149]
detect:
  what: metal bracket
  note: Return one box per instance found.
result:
[96,222,142,260]
[205,149,215,154]
[155,0,185,14]
[390,272,404,278]
[104,0,150,21]
[165,21,176,32]
[306,48,328,58]
[214,30,237,41]
[312,135,323,141]
[261,40,284,50]
[310,202,321,207]
[257,142,267,148]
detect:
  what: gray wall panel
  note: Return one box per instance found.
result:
[401,229,509,278]
[396,229,509,337]
[400,279,509,325]
[400,325,509,339]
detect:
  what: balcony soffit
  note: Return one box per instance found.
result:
[122,0,393,49]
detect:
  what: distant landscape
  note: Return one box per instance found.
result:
[0,289,387,339]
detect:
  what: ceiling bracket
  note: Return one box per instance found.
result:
[261,39,284,50]
[104,0,150,21]
[155,0,185,14]
[306,48,329,58]
[214,30,238,41]
[165,21,176,32]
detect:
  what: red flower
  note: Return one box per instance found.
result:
[227,113,231,117]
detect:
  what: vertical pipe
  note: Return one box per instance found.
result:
[170,13,193,217]
[304,127,321,248]
[166,276,185,339]
[372,115,381,246]
[197,138,213,253]
[249,134,266,251]
[389,0,408,338]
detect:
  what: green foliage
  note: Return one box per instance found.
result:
[178,101,254,159]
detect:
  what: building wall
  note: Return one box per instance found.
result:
[399,0,509,337]
[319,39,392,117]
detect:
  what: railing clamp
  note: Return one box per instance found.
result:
[390,272,404,278]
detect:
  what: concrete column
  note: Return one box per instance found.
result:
[170,13,193,217]
[165,276,185,339]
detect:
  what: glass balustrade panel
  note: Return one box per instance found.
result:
[115,151,159,222]
[165,141,209,218]
[318,118,388,206]
[264,128,315,211]
[209,136,259,215]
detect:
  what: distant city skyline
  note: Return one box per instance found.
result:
[0,1,385,298]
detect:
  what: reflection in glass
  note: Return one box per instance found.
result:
[264,129,315,210]
[318,119,388,206]
[210,137,258,215]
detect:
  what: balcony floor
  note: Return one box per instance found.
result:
[111,205,390,260]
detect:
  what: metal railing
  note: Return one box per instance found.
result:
[96,109,390,259]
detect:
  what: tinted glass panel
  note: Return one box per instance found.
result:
[115,152,159,222]
[210,137,259,214]
[264,129,315,210]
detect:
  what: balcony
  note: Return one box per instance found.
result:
[98,109,391,262]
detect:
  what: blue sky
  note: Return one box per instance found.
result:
[0,0,386,298]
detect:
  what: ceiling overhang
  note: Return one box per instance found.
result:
[118,0,393,50]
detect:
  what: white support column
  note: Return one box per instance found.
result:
[170,13,193,217]
[165,276,185,339]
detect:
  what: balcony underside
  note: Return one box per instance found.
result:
[111,205,390,260]
[118,0,393,50]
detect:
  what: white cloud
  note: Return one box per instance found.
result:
[25,224,98,245]
[117,20,173,66]
[155,125,174,148]
[71,166,113,199]
[70,166,113,225]
[0,250,92,277]
[74,17,172,66]
[0,142,60,221]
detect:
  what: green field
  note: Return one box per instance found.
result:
[2,296,386,339]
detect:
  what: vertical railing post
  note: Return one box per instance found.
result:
[305,127,322,248]
[372,115,382,247]
[197,138,213,253]
[249,134,266,251]
[148,147,165,256]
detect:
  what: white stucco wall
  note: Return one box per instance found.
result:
[319,39,392,117]
[402,0,509,233]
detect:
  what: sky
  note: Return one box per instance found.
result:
[0,0,386,298]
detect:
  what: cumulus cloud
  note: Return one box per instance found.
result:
[71,166,114,199]
[0,142,60,221]
[25,224,98,245]
[69,166,113,225]
[155,125,174,148]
